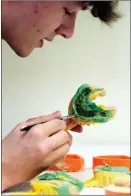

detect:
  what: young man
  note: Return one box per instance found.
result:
[1,1,120,192]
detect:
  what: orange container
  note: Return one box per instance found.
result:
[105,185,130,195]
[49,154,84,172]
[93,155,131,170]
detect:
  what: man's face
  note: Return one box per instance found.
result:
[3,1,88,57]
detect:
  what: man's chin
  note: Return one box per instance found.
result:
[14,47,34,58]
[6,40,34,58]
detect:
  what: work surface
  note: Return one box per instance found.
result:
[38,168,105,195]
[3,145,129,195]
[64,168,105,195]
[3,168,105,195]
[37,168,105,195]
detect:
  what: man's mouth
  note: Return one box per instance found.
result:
[44,37,53,42]
[38,37,54,48]
[39,39,44,48]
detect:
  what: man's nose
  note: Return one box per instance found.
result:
[56,15,76,39]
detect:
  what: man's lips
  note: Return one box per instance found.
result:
[44,37,53,42]
[39,38,53,48]
[39,39,44,48]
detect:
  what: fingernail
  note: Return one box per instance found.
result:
[52,111,60,115]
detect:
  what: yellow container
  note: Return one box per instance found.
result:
[85,170,129,188]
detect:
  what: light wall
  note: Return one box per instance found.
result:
[2,2,130,147]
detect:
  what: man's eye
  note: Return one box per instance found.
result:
[64,8,72,16]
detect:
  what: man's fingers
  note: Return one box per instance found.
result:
[16,111,61,130]
[42,143,70,168]
[68,133,72,146]
[26,111,61,124]
[31,119,66,137]
[45,130,70,150]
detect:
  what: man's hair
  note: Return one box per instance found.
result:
[85,1,121,24]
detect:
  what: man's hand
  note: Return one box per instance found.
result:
[2,111,82,191]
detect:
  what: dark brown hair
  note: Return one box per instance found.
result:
[86,1,121,24]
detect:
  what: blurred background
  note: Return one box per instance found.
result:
[2,1,130,164]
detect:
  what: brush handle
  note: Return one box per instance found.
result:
[20,115,74,132]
